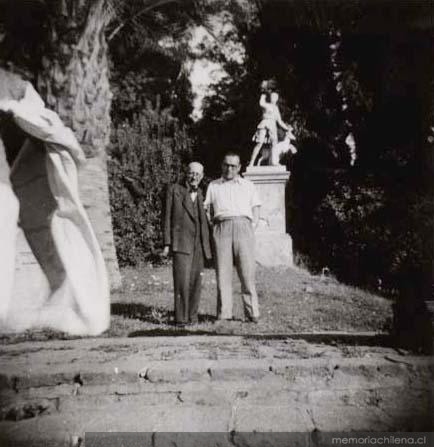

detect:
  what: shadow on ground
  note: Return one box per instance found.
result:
[112,302,396,347]
[111,302,172,324]
[111,302,223,336]
[111,302,215,324]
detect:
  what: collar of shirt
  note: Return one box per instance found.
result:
[186,183,199,193]
[219,175,242,184]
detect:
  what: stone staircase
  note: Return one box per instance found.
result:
[0,336,433,446]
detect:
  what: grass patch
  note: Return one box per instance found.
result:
[108,264,392,337]
[0,264,393,344]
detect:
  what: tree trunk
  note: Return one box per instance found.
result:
[36,0,121,288]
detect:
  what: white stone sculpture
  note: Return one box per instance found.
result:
[250,88,296,166]
[0,68,109,335]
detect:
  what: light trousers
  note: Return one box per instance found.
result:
[213,217,259,319]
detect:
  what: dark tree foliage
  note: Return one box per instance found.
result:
[108,1,196,124]
[108,99,193,266]
[107,1,206,264]
[108,0,236,124]
[0,0,49,76]
[197,0,434,312]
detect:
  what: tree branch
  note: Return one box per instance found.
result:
[107,0,178,42]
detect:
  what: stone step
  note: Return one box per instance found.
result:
[0,335,429,390]
[0,382,433,446]
[1,336,433,446]
[1,354,433,391]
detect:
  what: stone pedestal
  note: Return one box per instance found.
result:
[243,165,293,267]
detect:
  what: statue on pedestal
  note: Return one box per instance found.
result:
[249,81,297,167]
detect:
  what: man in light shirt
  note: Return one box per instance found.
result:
[205,152,261,323]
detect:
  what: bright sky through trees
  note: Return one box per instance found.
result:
[187,12,245,121]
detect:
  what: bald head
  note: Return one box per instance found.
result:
[188,162,204,175]
[186,162,204,190]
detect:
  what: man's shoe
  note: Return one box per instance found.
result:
[214,317,232,323]
[246,316,259,324]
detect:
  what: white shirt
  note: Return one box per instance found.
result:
[190,191,197,202]
[204,176,261,221]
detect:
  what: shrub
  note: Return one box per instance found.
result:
[108,99,192,266]
[312,177,434,296]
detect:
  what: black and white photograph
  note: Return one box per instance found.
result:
[0,0,433,445]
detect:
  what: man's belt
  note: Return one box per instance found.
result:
[213,216,250,224]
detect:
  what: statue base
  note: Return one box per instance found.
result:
[243,165,293,267]
[255,232,293,268]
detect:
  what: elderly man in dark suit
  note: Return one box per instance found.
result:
[163,162,211,326]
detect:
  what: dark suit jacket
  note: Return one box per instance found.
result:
[163,183,212,260]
